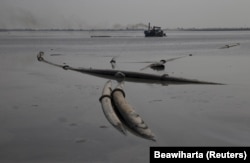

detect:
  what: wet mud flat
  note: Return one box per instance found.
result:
[0,30,250,163]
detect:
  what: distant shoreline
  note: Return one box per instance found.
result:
[172,28,250,31]
[1,28,250,32]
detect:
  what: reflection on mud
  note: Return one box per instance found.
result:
[110,56,117,69]
[50,53,64,56]
[75,138,87,143]
[149,64,165,71]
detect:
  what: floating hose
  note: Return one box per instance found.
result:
[99,80,127,135]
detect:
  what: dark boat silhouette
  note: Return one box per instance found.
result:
[144,23,166,37]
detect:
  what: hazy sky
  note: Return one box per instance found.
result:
[1,0,250,29]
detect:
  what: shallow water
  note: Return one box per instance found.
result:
[0,30,250,163]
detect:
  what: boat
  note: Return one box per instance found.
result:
[144,23,166,37]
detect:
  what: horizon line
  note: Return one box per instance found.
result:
[1,27,250,32]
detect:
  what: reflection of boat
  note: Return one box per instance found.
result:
[144,23,166,37]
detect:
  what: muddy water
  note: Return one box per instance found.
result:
[0,30,250,163]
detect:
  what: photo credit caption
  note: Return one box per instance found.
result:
[150,147,249,162]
